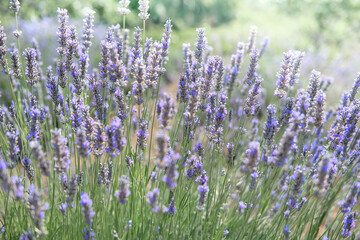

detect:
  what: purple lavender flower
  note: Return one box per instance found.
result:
[315,156,329,196]
[81,10,95,53]
[185,155,203,179]
[6,124,20,166]
[276,111,303,166]
[9,0,21,13]
[288,166,304,208]
[209,93,227,145]
[289,51,304,85]
[133,58,146,105]
[342,212,356,237]
[56,8,69,56]
[89,74,104,120]
[130,27,143,76]
[115,175,131,204]
[71,97,84,131]
[313,90,326,128]
[283,225,290,240]
[22,157,34,182]
[194,28,207,76]
[155,129,170,168]
[76,128,90,157]
[9,47,22,79]
[145,41,162,90]
[274,51,292,99]
[339,182,360,213]
[197,183,209,211]
[161,19,172,63]
[158,93,175,129]
[65,26,79,70]
[263,105,278,145]
[19,229,34,240]
[136,120,149,150]
[244,48,258,85]
[0,24,8,73]
[84,227,95,240]
[349,73,360,102]
[28,185,47,236]
[162,151,179,189]
[23,48,40,87]
[51,129,70,173]
[58,202,67,216]
[243,141,260,173]
[80,192,95,224]
[246,26,257,53]
[29,141,50,176]
[147,188,160,212]
[138,0,150,20]
[166,197,176,215]
[244,76,262,115]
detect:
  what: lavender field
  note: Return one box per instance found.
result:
[0,0,359,239]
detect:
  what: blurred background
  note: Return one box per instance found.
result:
[1,0,360,102]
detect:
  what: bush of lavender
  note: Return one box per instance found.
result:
[0,0,359,239]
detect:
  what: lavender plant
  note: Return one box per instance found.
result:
[0,1,359,239]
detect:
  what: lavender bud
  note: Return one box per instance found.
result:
[23,48,40,87]
[28,185,47,236]
[339,182,360,213]
[147,188,160,212]
[136,120,149,150]
[263,105,278,145]
[314,156,329,196]
[197,184,209,211]
[289,51,304,85]
[214,56,224,91]
[155,129,170,168]
[56,8,69,56]
[342,212,356,237]
[161,19,172,63]
[118,0,131,15]
[162,151,179,189]
[177,75,189,103]
[0,25,8,73]
[243,141,260,173]
[158,93,175,129]
[76,128,90,158]
[246,26,257,53]
[132,58,146,105]
[244,48,258,85]
[9,0,21,13]
[350,73,360,102]
[22,158,34,182]
[9,47,22,79]
[80,192,95,225]
[115,175,131,204]
[51,129,70,173]
[138,0,150,20]
[313,90,326,128]
[29,141,50,176]
[81,11,95,53]
[274,51,292,99]
[166,197,176,215]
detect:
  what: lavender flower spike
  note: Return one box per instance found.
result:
[138,0,150,20]
[80,192,95,225]
[274,51,292,99]
[147,188,160,212]
[115,175,131,204]
[51,129,70,173]
[342,212,356,237]
[28,185,47,236]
